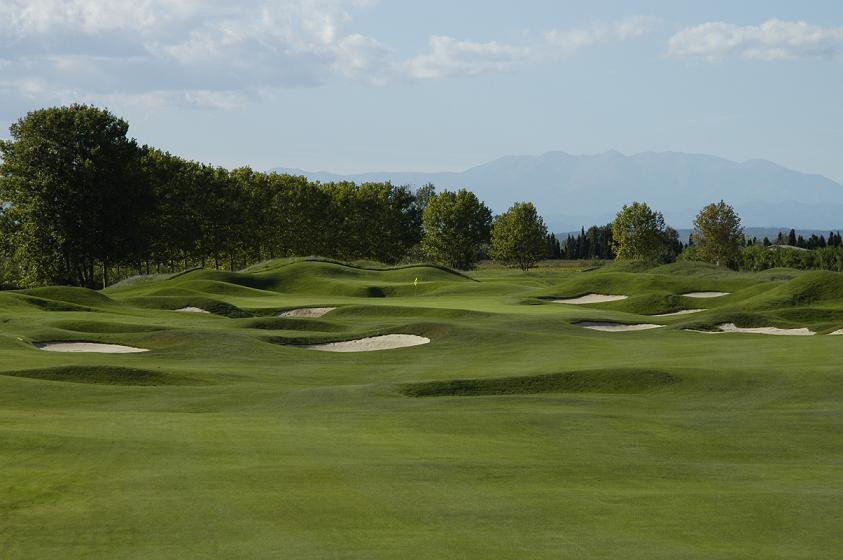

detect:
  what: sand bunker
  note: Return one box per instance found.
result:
[575,322,664,332]
[682,292,730,298]
[298,334,430,352]
[654,309,705,317]
[278,307,336,318]
[830,329,843,336]
[34,342,150,353]
[716,323,815,336]
[176,307,210,314]
[553,294,628,305]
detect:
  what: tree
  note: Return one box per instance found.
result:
[546,233,562,259]
[692,200,743,268]
[421,189,492,269]
[0,104,148,287]
[611,202,667,262]
[414,183,436,215]
[324,181,421,263]
[139,148,205,272]
[660,226,683,263]
[490,202,549,271]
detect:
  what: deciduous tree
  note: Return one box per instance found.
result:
[421,189,492,269]
[0,104,148,287]
[490,202,548,271]
[611,202,667,262]
[692,200,743,268]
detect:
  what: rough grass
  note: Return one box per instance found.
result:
[0,365,200,386]
[402,368,678,397]
[49,320,165,334]
[239,317,347,332]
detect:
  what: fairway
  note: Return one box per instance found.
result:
[2,259,842,559]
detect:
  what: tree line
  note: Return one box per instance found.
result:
[756,230,843,250]
[1,104,842,288]
[0,105,499,287]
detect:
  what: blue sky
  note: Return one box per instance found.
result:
[1,0,842,181]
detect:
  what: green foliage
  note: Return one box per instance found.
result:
[693,200,743,269]
[0,106,471,286]
[324,181,421,263]
[0,105,151,287]
[421,189,492,269]
[738,244,843,272]
[562,225,615,259]
[611,202,668,262]
[490,202,549,270]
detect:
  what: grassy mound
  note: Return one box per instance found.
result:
[403,368,678,397]
[330,305,490,320]
[646,261,727,276]
[0,365,202,386]
[539,270,747,306]
[248,260,471,297]
[123,296,251,317]
[239,317,347,332]
[18,286,116,308]
[49,320,165,334]
[743,270,843,309]
[108,259,472,300]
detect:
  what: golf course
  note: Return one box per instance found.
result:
[2,257,842,558]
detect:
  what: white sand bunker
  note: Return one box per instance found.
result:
[298,334,430,352]
[35,342,149,353]
[553,294,628,305]
[716,323,815,336]
[682,292,730,298]
[175,307,210,314]
[830,329,843,336]
[654,309,705,317]
[575,322,664,332]
[278,307,336,318]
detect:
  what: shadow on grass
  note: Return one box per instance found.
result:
[402,368,678,397]
[1,365,207,386]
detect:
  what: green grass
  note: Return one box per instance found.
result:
[402,368,678,396]
[0,365,202,386]
[1,258,842,558]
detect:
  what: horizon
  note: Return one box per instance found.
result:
[276,148,830,177]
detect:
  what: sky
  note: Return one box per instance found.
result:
[1,0,842,182]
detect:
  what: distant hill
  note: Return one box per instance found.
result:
[271,151,843,231]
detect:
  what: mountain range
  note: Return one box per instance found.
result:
[271,151,843,231]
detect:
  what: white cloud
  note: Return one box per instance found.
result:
[666,19,843,61]
[0,0,361,109]
[0,0,206,36]
[401,17,657,82]
[402,36,531,80]
[0,3,657,112]
[332,34,394,85]
[544,16,659,52]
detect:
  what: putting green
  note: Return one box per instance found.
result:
[1,258,842,559]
